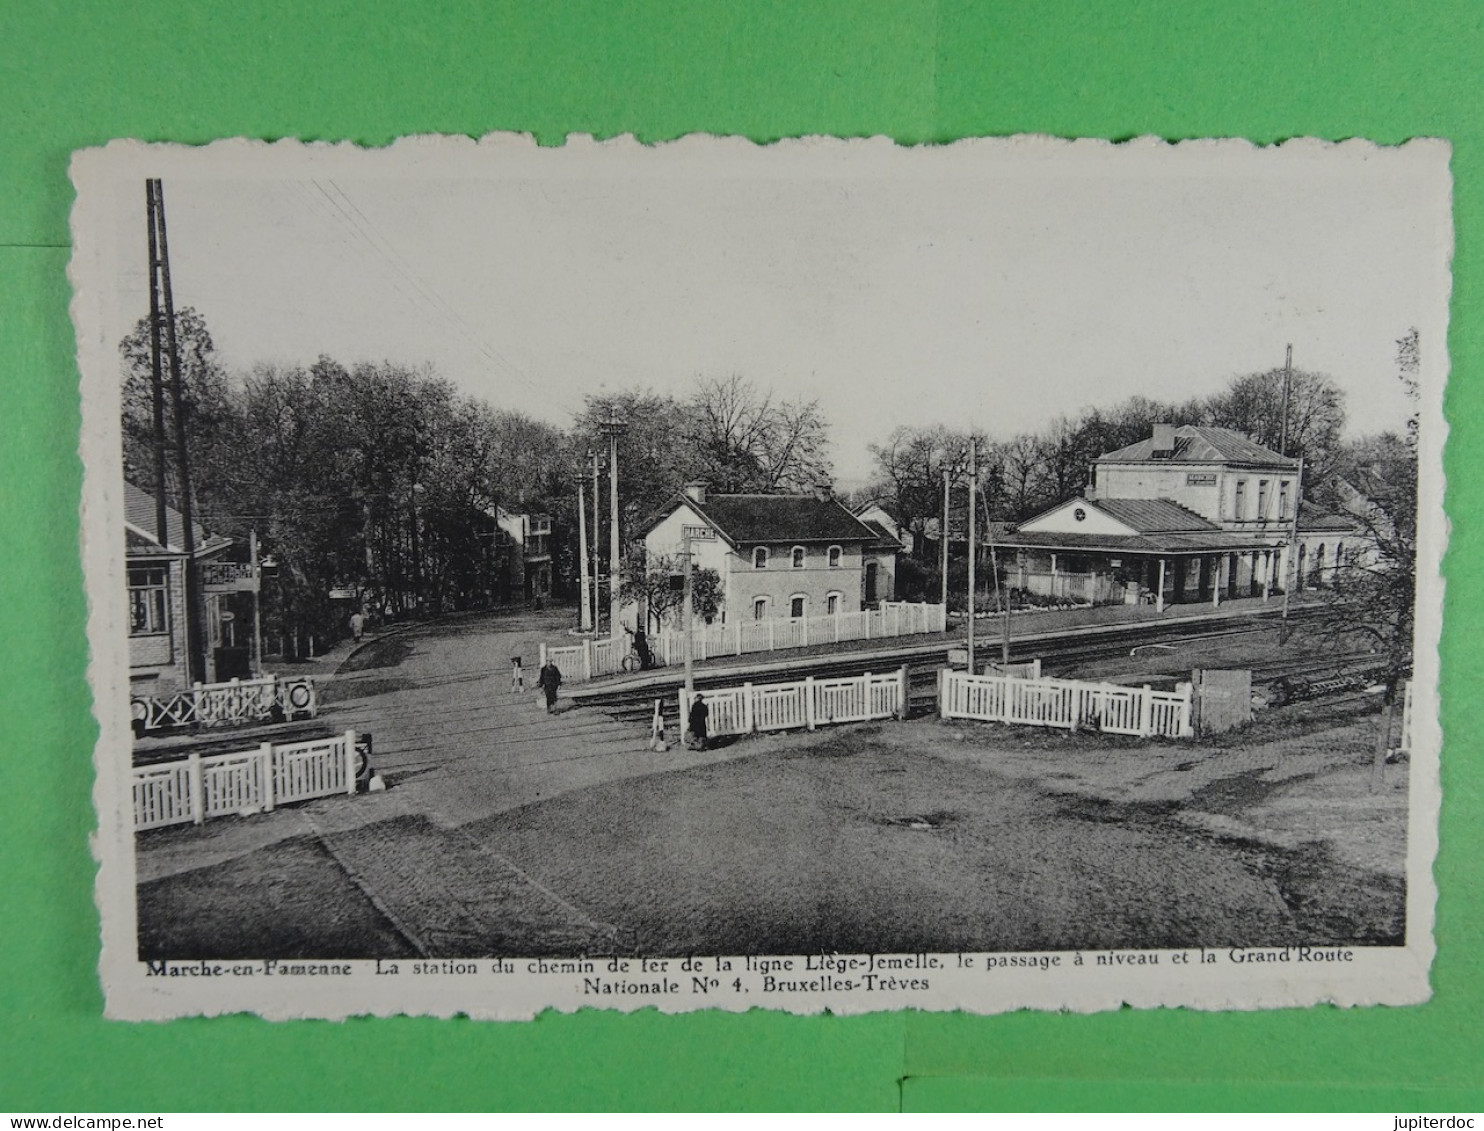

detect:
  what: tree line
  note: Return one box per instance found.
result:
[122,309,1415,676]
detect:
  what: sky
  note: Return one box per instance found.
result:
[102,136,1452,487]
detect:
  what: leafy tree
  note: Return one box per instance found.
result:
[1313,330,1418,785]
[619,552,723,633]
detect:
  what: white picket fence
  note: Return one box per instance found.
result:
[130,674,319,732]
[132,730,360,831]
[544,601,946,683]
[679,667,910,740]
[939,670,1193,739]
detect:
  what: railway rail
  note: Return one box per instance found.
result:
[571,606,1338,729]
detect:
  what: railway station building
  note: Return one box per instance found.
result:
[635,482,893,629]
[998,424,1366,611]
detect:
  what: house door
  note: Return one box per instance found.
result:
[865,561,879,602]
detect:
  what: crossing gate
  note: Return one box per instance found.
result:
[133,730,360,831]
[679,667,909,740]
[939,669,1192,739]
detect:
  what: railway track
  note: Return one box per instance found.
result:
[571,606,1331,729]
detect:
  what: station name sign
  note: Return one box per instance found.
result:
[1185,473,1218,486]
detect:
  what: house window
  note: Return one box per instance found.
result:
[827,545,842,568]
[826,592,841,615]
[1234,479,1247,519]
[791,546,806,568]
[752,546,768,569]
[1257,480,1270,517]
[790,595,806,618]
[1278,480,1291,520]
[753,597,769,621]
[128,566,169,636]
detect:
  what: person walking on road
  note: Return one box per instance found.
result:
[511,655,525,693]
[687,693,709,751]
[349,610,365,643]
[537,658,562,713]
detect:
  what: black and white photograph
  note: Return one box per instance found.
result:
[70,134,1449,1019]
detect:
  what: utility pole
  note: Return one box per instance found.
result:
[682,527,695,697]
[591,449,603,634]
[1279,343,1293,459]
[940,468,950,612]
[1279,345,1296,644]
[981,485,1010,663]
[601,407,628,638]
[150,178,206,685]
[966,438,977,674]
[144,182,169,545]
[1281,456,1304,644]
[576,465,592,632]
[250,529,264,676]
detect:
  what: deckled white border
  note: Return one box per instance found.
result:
[70,133,1450,1020]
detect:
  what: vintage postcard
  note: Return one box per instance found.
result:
[70,134,1450,1020]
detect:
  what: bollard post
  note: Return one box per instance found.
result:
[804,676,817,731]
[898,665,909,720]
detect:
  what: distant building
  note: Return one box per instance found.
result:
[853,502,909,605]
[495,507,552,605]
[635,483,892,630]
[1001,424,1366,610]
[124,481,237,691]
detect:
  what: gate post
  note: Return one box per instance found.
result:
[187,752,204,825]
[260,742,275,812]
[897,665,909,720]
[804,676,817,731]
[344,730,358,795]
[744,683,756,733]
[583,640,594,681]
[1139,685,1153,737]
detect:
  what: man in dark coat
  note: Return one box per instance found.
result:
[687,693,709,750]
[537,659,562,713]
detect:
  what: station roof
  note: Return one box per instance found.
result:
[650,492,881,546]
[998,528,1281,556]
[1097,425,1298,470]
[1092,498,1219,533]
[124,481,233,557]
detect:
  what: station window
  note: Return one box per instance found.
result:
[791,546,806,568]
[128,567,170,636]
[1234,479,1248,518]
[752,546,768,569]
[790,595,806,618]
[826,592,842,615]
[827,545,842,568]
[753,597,769,621]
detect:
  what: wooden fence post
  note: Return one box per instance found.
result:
[583,640,594,681]
[897,665,909,720]
[1178,683,1194,737]
[187,752,204,825]
[344,730,358,795]
[735,623,742,656]
[260,742,275,812]
[938,668,948,719]
[1139,685,1153,737]
[744,683,756,733]
[805,676,817,731]
[539,642,548,668]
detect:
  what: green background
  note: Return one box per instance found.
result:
[2,1,1479,1112]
